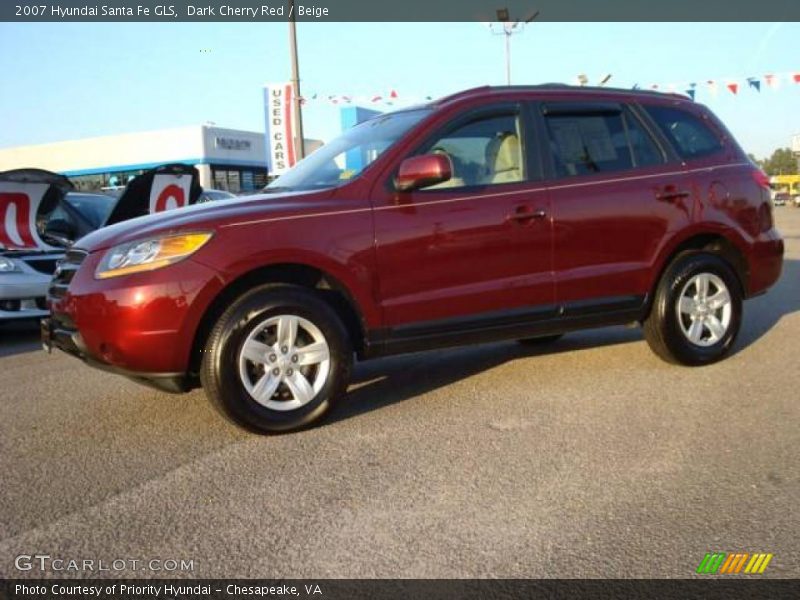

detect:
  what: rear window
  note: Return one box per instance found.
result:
[643,105,724,160]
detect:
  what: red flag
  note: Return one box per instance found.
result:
[764,74,775,87]
[793,73,800,83]
[389,90,398,99]
[371,95,382,103]
[727,82,738,95]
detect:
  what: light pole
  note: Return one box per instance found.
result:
[288,0,305,160]
[487,8,539,85]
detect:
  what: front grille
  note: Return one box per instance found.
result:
[48,248,88,300]
[23,257,59,275]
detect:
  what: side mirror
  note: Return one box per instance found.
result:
[395,154,452,192]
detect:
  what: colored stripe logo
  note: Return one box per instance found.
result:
[697,552,774,574]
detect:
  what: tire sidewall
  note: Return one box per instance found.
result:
[656,253,743,366]
[206,286,351,432]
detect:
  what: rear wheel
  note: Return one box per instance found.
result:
[200,284,352,433]
[643,252,742,366]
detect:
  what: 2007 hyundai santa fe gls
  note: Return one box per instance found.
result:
[42,85,784,432]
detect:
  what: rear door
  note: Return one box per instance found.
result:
[538,99,694,309]
[639,102,760,235]
[371,102,555,331]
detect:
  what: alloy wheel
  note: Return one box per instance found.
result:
[676,272,733,347]
[238,315,331,411]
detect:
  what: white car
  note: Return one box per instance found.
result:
[1,169,116,320]
[2,163,208,320]
[1,192,116,320]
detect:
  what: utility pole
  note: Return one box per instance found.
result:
[288,0,305,160]
[488,8,539,85]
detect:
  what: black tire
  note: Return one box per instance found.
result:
[518,334,563,346]
[643,252,742,366]
[200,284,352,433]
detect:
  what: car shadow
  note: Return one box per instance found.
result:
[0,318,43,357]
[734,257,800,351]
[330,325,643,425]
[1,259,796,417]
[332,258,800,425]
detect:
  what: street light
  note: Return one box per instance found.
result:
[288,0,305,160]
[486,7,539,85]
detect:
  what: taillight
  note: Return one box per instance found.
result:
[751,168,771,191]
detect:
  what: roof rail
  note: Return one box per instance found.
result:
[432,84,690,104]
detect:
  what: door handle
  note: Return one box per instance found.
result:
[507,207,547,224]
[656,187,691,202]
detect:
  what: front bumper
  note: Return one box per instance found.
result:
[0,275,49,320]
[43,247,223,391]
[41,316,189,393]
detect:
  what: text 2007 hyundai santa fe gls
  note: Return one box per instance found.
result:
[42,86,784,432]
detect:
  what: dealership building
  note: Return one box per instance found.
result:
[0,125,322,193]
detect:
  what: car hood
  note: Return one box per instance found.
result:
[74,188,339,253]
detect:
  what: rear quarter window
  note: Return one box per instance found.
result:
[643,105,724,160]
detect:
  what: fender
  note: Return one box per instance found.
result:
[649,221,750,295]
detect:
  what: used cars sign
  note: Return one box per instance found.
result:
[265,83,298,175]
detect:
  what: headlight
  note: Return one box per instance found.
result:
[0,256,21,273]
[95,232,213,279]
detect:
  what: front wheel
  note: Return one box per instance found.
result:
[643,252,742,366]
[200,284,352,433]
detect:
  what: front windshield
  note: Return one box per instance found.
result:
[65,193,116,228]
[266,108,432,192]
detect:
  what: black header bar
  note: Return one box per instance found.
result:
[3,0,800,22]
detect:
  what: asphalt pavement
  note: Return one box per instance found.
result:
[1,210,798,579]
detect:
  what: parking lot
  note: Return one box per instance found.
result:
[1,209,798,579]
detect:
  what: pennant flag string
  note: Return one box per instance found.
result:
[287,70,800,108]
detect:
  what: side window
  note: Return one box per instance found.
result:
[544,108,662,178]
[624,111,664,168]
[643,105,724,160]
[418,113,524,189]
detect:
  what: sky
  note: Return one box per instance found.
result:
[0,21,797,159]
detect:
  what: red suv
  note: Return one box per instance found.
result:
[42,86,784,432]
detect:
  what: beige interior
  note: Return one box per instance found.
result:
[483,133,522,184]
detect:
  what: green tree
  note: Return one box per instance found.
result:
[761,148,798,176]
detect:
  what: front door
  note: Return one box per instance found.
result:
[371,103,555,336]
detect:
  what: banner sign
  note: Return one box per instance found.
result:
[0,181,57,250]
[265,83,297,176]
[148,173,191,213]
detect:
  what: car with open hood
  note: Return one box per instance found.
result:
[1,163,203,321]
[0,169,116,320]
[42,85,783,433]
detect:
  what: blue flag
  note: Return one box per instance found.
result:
[747,78,761,92]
